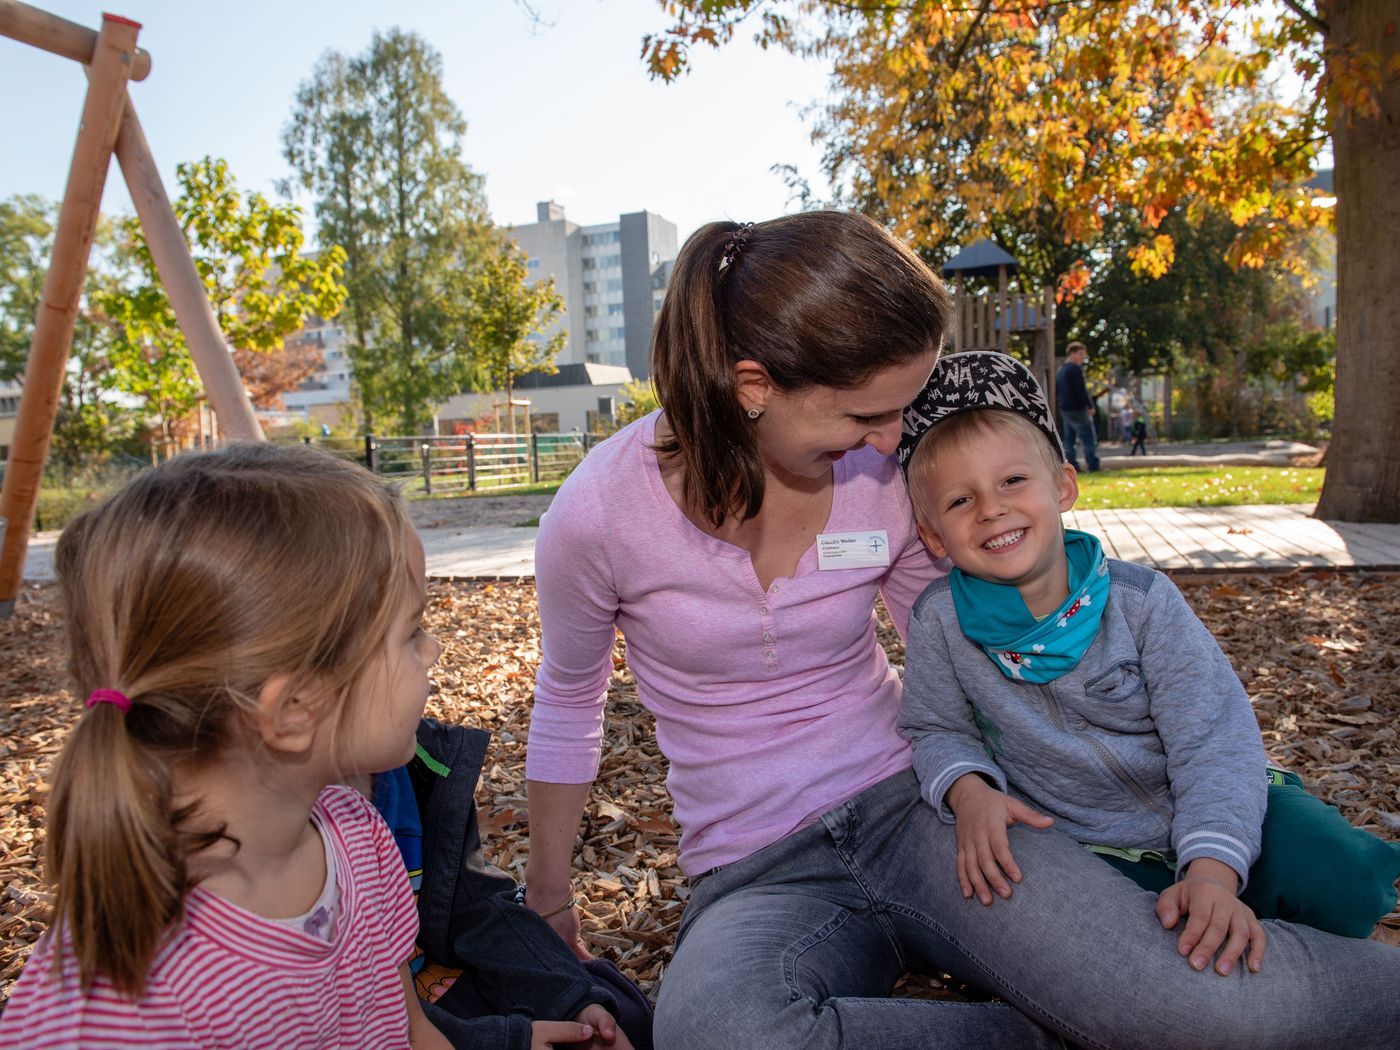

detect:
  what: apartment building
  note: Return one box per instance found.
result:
[510,201,678,378]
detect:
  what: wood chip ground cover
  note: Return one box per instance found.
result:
[2,571,1397,1007]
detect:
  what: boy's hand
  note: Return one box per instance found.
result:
[946,774,1054,905]
[569,1005,635,1049]
[531,1020,596,1048]
[1155,858,1266,976]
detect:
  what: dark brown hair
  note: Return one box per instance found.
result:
[651,211,953,526]
[48,443,410,996]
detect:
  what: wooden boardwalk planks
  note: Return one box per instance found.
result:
[1062,504,1400,572]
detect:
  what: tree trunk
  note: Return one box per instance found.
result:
[1315,0,1400,522]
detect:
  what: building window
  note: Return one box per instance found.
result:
[607,278,623,292]
[584,280,597,294]
[611,326,627,340]
[608,302,624,316]
[583,257,596,270]
[585,305,598,318]
[527,258,540,269]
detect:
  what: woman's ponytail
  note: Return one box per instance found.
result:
[650,211,953,527]
[653,221,766,525]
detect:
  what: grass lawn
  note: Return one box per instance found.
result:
[1077,466,1323,509]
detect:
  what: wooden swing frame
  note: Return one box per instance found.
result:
[0,1,265,617]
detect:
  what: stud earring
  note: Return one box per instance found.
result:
[747,407,762,420]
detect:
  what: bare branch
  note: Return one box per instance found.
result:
[514,0,558,36]
[949,0,994,72]
[1277,0,1328,37]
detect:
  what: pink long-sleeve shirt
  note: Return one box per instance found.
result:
[527,413,946,875]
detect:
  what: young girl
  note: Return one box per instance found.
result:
[0,444,597,1049]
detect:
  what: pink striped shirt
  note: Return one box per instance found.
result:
[528,413,946,874]
[0,786,417,1049]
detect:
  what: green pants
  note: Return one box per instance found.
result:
[1098,770,1400,938]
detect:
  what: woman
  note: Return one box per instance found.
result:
[524,212,1400,1050]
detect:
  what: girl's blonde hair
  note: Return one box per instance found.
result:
[47,443,411,997]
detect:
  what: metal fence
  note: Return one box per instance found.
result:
[283,432,600,494]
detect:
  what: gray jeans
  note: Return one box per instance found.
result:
[654,768,1400,1050]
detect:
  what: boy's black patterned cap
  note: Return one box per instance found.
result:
[897,350,1067,477]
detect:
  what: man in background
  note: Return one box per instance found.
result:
[1055,341,1102,472]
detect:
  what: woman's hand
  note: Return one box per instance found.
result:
[534,890,592,961]
[946,774,1054,905]
[1156,858,1266,976]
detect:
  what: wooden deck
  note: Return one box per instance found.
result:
[1064,503,1400,573]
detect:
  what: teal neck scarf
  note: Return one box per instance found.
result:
[950,530,1110,683]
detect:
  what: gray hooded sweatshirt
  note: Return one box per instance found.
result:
[897,559,1268,886]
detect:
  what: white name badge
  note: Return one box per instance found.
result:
[817,530,891,570]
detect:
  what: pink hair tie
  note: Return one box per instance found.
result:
[86,689,132,714]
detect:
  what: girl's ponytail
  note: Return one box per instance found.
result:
[46,698,186,996]
[46,443,411,998]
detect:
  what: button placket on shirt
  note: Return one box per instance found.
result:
[760,583,779,671]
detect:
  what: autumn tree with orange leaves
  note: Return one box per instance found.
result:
[644,0,1400,522]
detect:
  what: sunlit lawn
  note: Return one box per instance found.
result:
[1076,466,1323,509]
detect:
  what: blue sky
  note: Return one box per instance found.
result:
[0,0,832,242]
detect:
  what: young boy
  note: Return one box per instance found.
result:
[894,351,1400,978]
[356,718,653,1050]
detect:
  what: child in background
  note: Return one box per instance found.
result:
[0,445,597,1049]
[362,718,651,1050]
[895,352,1400,978]
[1131,414,1149,455]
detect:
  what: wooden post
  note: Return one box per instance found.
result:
[954,274,965,352]
[0,14,139,617]
[997,265,1009,354]
[112,99,263,443]
[0,0,151,80]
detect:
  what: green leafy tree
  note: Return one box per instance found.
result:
[643,0,1400,520]
[614,377,662,428]
[1072,205,1319,373]
[0,196,134,473]
[0,195,52,383]
[283,29,496,433]
[465,234,565,414]
[98,158,346,448]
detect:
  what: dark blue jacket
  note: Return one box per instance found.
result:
[382,719,622,1050]
[1055,360,1094,412]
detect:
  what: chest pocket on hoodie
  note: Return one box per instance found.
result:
[1083,660,1146,704]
